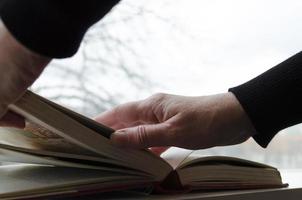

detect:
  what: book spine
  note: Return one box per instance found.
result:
[153,170,191,194]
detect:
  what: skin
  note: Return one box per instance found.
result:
[95,92,258,151]
[0,20,256,153]
[0,21,50,127]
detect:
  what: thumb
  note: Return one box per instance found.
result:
[110,123,171,149]
[0,111,25,128]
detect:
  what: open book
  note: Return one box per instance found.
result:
[0,90,286,199]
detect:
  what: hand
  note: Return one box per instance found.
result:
[95,92,257,150]
[0,20,50,128]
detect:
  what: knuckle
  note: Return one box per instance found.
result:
[139,93,169,121]
[151,93,167,102]
[135,125,149,147]
[166,118,182,133]
[163,118,194,148]
[163,122,180,143]
[112,105,122,116]
[111,106,123,122]
[164,121,175,132]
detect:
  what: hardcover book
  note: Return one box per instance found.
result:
[0,90,286,199]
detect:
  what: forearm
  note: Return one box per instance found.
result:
[0,0,120,125]
[0,21,50,117]
[0,0,120,58]
[229,51,302,147]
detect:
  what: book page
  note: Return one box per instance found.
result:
[0,147,147,175]
[178,151,274,169]
[0,123,97,157]
[160,147,193,169]
[0,147,102,170]
[0,164,150,199]
[6,90,172,180]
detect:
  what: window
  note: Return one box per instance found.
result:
[31,0,302,168]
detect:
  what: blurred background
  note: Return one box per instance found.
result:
[30,0,302,168]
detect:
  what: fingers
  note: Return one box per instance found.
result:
[0,111,25,128]
[94,110,123,130]
[95,100,157,130]
[110,122,172,149]
[95,102,141,129]
[149,147,170,155]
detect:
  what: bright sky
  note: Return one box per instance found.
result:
[35,0,302,104]
[136,0,302,96]
[31,0,302,167]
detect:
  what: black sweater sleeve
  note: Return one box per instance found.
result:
[229,51,302,148]
[0,0,120,58]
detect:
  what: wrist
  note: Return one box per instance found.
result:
[225,92,257,137]
[0,20,50,72]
